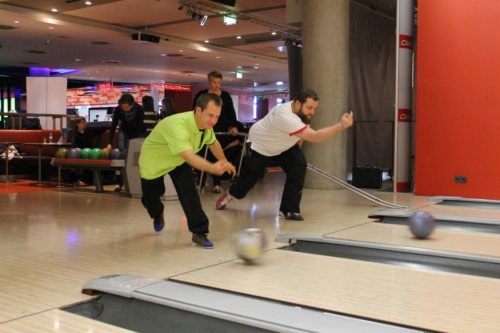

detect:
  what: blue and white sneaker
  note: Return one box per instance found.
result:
[192,233,214,249]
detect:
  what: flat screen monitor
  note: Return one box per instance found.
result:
[89,108,108,122]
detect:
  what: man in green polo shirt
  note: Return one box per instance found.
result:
[139,93,236,249]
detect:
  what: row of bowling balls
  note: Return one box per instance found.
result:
[55,147,123,160]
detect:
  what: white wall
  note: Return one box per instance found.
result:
[27,77,67,129]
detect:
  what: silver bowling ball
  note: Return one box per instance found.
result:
[234,228,267,264]
[408,211,436,239]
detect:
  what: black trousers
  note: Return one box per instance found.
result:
[228,144,307,214]
[141,163,209,234]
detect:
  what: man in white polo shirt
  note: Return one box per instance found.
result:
[215,89,353,221]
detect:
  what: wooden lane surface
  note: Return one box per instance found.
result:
[325,222,500,257]
[0,309,133,332]
[172,250,500,332]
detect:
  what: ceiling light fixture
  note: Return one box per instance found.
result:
[200,15,208,26]
[51,8,58,13]
[85,1,93,5]
[178,0,301,40]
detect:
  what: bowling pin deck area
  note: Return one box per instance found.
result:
[1,173,499,332]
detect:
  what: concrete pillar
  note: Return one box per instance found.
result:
[302,0,350,189]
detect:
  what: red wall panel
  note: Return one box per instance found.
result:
[415,0,500,199]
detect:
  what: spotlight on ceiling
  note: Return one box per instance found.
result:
[200,15,208,26]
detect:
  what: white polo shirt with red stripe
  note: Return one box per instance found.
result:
[248,101,307,156]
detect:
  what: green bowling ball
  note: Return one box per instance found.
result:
[81,148,92,159]
[90,148,102,160]
[55,148,67,159]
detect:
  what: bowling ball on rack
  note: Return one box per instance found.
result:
[81,148,92,159]
[408,211,436,239]
[234,228,267,264]
[109,148,123,160]
[55,148,67,159]
[99,149,110,160]
[65,148,81,159]
[89,148,102,160]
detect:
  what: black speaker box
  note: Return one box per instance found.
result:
[352,166,382,189]
[210,0,236,6]
[131,33,160,44]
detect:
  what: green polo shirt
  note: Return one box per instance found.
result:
[139,111,216,180]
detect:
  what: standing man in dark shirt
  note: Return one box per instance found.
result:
[106,93,147,151]
[192,71,241,193]
[105,93,147,191]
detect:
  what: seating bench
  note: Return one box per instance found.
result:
[52,158,128,193]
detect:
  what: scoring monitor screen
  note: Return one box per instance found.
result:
[88,108,108,122]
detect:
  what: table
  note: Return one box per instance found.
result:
[0,142,20,183]
[23,143,72,186]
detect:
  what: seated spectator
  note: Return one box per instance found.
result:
[69,117,93,186]
[71,117,93,149]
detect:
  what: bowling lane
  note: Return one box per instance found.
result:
[172,250,500,332]
[324,223,500,258]
[0,309,133,333]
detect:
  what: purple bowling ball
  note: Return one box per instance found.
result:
[408,211,436,239]
[65,148,81,159]
[109,148,123,160]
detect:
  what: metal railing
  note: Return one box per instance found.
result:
[0,112,78,130]
[198,132,248,192]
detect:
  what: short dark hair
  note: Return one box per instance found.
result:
[195,93,222,111]
[118,93,135,106]
[141,95,155,111]
[207,71,223,80]
[294,89,319,104]
[75,117,86,125]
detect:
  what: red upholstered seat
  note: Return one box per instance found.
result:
[0,130,62,156]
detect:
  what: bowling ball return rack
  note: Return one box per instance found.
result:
[430,196,500,210]
[276,234,500,279]
[70,274,421,333]
[52,158,127,193]
[369,209,500,234]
